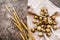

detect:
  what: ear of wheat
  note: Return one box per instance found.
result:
[5,5,35,40]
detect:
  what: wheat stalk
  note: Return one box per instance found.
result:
[5,5,35,40]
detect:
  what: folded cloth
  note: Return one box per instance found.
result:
[27,0,60,40]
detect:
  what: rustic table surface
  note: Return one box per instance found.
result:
[0,0,27,40]
[50,0,60,8]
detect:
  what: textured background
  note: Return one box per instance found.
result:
[0,0,27,40]
[50,0,60,8]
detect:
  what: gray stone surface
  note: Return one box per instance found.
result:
[0,0,27,40]
[50,0,60,8]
